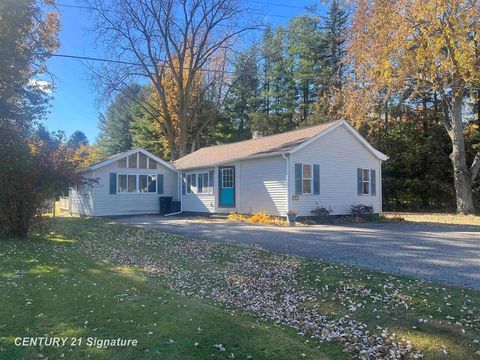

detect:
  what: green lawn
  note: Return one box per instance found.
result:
[1,217,479,359]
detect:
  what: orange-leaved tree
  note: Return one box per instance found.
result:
[345,0,480,214]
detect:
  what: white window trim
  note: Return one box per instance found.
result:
[301,163,313,195]
[117,173,158,194]
[361,168,371,195]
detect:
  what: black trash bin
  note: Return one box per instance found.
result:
[159,196,172,215]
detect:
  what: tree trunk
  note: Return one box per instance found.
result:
[449,95,475,214]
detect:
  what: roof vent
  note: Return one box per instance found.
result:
[252,131,263,139]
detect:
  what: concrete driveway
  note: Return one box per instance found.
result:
[111,215,480,290]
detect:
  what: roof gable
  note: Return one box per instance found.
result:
[174,120,387,170]
[79,148,176,172]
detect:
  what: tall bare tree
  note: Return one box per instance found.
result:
[86,0,255,159]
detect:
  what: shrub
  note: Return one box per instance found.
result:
[351,204,374,216]
[311,206,333,217]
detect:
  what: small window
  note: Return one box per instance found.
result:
[186,173,196,193]
[118,157,127,168]
[127,174,137,192]
[302,164,312,194]
[118,174,127,193]
[148,175,157,193]
[139,153,147,169]
[139,175,148,192]
[362,169,370,195]
[139,174,157,193]
[128,153,137,168]
[221,168,234,188]
[148,159,157,169]
[197,172,209,193]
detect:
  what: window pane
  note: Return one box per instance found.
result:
[203,173,209,193]
[186,175,192,193]
[118,175,127,192]
[148,175,157,193]
[139,153,147,169]
[148,159,157,169]
[362,169,369,181]
[139,175,148,192]
[118,158,127,168]
[302,179,312,193]
[198,173,203,193]
[128,175,137,192]
[222,169,233,188]
[362,182,369,195]
[303,164,312,178]
[128,154,137,168]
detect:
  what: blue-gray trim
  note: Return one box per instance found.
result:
[109,173,117,194]
[313,164,320,195]
[370,169,376,196]
[357,168,362,196]
[295,163,302,195]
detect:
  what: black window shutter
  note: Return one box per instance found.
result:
[313,164,320,195]
[370,169,376,196]
[157,174,164,194]
[357,168,362,196]
[109,173,117,194]
[295,163,302,195]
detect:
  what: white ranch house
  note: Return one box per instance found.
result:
[69,120,388,217]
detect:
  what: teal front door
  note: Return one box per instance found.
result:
[219,166,235,208]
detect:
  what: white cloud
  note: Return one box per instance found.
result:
[28,79,53,93]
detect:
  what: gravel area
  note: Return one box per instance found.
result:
[112,215,480,290]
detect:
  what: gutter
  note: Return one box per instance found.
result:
[164,171,183,217]
[282,153,290,216]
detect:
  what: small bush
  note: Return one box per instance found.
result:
[311,206,333,217]
[351,204,374,217]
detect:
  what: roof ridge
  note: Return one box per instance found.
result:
[184,120,341,156]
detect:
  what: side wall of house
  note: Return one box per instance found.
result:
[69,170,94,216]
[92,160,178,216]
[289,125,382,216]
[236,156,287,216]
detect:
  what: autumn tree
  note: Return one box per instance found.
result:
[345,0,480,214]
[0,0,83,237]
[86,0,254,160]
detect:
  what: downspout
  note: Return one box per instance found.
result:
[165,171,183,216]
[282,153,290,216]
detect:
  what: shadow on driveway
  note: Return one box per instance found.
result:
[110,215,480,290]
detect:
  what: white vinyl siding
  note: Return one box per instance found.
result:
[90,155,178,216]
[289,125,382,216]
[69,171,94,215]
[237,156,287,216]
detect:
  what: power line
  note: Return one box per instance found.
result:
[248,0,309,10]
[45,52,237,75]
[55,2,300,20]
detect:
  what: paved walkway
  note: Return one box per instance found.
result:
[112,215,480,290]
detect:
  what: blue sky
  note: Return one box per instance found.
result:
[45,0,326,143]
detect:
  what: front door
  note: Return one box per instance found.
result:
[218,166,235,208]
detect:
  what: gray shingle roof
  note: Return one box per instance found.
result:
[174,120,342,170]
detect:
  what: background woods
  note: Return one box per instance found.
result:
[2,0,480,238]
[94,0,480,212]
